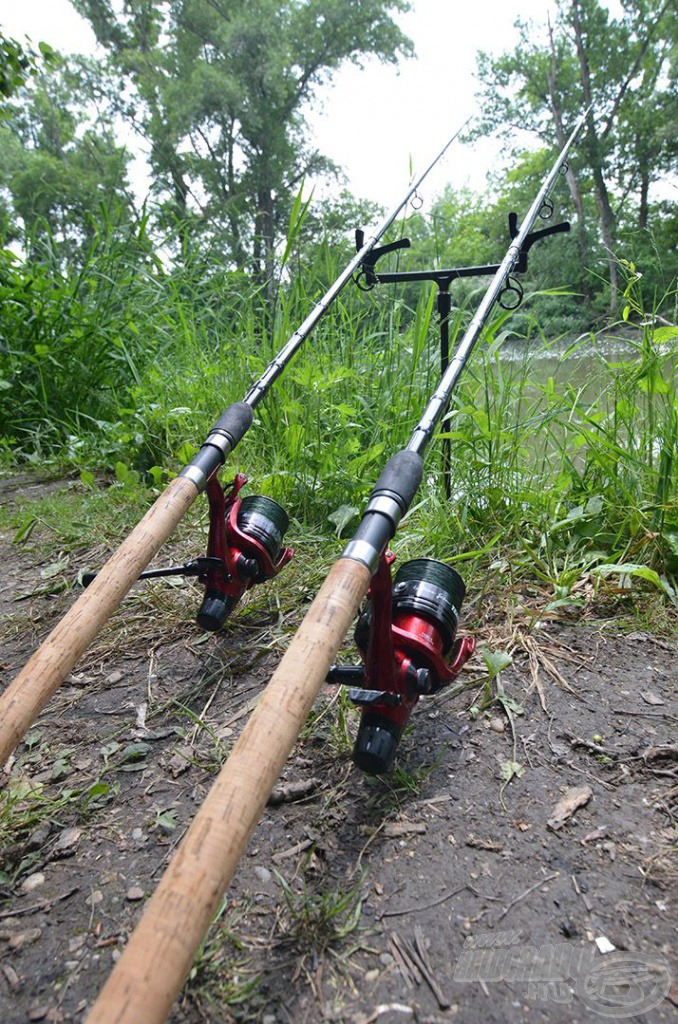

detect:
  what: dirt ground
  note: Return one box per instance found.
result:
[1,476,677,1024]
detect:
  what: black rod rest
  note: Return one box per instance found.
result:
[354,213,570,292]
[353,211,570,498]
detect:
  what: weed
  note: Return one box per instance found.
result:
[275,870,364,954]
[185,899,262,1019]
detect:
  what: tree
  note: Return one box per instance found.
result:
[474,0,677,316]
[0,32,56,108]
[72,0,413,299]
[0,57,134,256]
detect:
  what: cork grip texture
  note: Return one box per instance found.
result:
[0,475,198,766]
[86,556,372,1024]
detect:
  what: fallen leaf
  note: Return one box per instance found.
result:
[547,785,593,831]
[168,745,194,778]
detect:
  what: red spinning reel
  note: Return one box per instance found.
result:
[328,552,475,774]
[196,473,293,630]
[82,472,293,630]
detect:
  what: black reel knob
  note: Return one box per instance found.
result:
[196,589,241,632]
[353,711,404,776]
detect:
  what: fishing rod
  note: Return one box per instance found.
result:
[0,123,468,769]
[85,112,588,1024]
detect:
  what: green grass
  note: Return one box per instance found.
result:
[1,215,676,620]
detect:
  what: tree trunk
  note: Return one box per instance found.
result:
[547,18,592,307]
[570,0,618,315]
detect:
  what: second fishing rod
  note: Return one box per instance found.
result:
[0,124,467,768]
[336,109,589,772]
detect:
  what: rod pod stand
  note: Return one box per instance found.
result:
[355,210,571,497]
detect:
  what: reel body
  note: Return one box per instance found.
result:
[329,553,475,775]
[197,473,293,631]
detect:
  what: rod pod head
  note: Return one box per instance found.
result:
[353,557,469,775]
[197,478,293,631]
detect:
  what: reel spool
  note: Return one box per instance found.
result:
[350,556,473,775]
[197,484,292,632]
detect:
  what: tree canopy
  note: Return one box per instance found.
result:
[71,0,412,288]
[473,0,677,314]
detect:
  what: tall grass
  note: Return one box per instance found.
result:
[1,219,676,594]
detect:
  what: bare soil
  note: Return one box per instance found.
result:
[1,477,676,1024]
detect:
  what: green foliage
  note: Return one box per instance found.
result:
[0,56,133,252]
[472,0,677,316]
[0,32,56,108]
[1,191,676,613]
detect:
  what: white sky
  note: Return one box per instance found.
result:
[0,0,616,209]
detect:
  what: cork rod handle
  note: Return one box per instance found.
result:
[86,555,371,1024]
[0,475,198,766]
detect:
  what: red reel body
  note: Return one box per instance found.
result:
[329,552,474,775]
[197,473,293,631]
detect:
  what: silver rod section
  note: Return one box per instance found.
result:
[243,119,471,410]
[406,109,589,457]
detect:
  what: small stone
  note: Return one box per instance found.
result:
[489,717,506,733]
[131,828,144,842]
[53,827,82,856]
[253,866,272,884]
[68,935,87,954]
[20,872,46,893]
[105,670,124,685]
[8,927,42,949]
[126,886,145,902]
[379,952,393,967]
[28,1007,49,1021]
[86,890,103,907]
[365,969,379,983]
[262,1015,277,1024]
[1,964,21,991]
